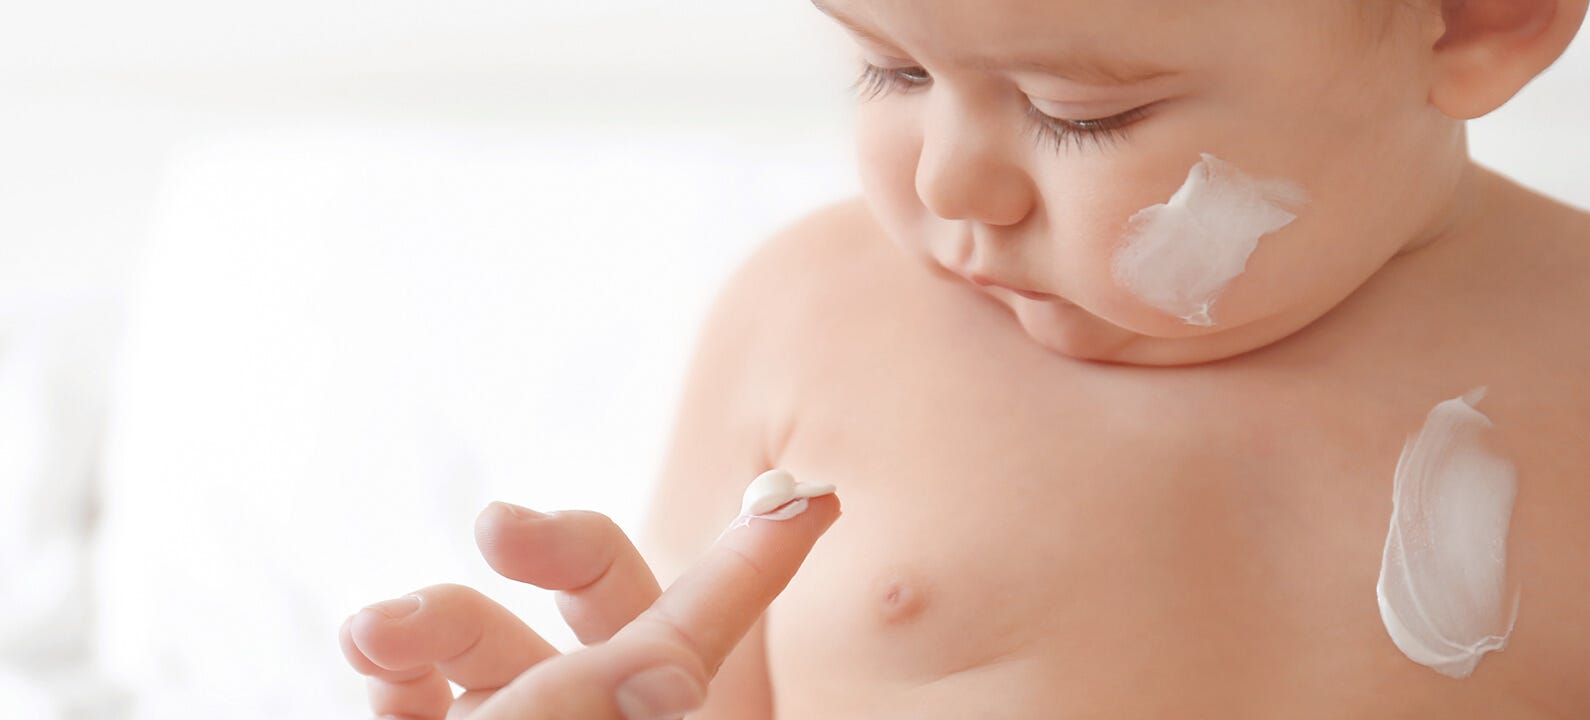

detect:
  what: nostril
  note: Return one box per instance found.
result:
[969,273,997,287]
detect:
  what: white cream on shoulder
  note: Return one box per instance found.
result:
[739,469,835,522]
[1377,388,1520,679]
[1112,153,1307,326]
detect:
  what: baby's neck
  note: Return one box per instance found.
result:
[1394,160,1488,256]
[1256,160,1579,368]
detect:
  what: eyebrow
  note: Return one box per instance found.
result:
[808,0,1174,86]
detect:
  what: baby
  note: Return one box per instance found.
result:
[340,0,1590,717]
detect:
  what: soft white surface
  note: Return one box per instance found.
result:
[0,291,127,718]
[89,122,855,718]
[1377,389,1519,679]
[0,1,836,86]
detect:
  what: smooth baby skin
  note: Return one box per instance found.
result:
[661,186,1590,718]
[343,0,1590,715]
[626,0,1587,715]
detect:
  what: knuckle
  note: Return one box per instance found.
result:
[717,541,768,579]
[624,612,714,673]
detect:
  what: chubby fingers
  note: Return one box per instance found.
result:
[476,502,662,644]
[342,583,562,717]
[470,492,841,720]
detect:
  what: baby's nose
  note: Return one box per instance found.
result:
[914,99,1034,225]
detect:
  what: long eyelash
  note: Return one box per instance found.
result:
[850,61,926,101]
[1023,105,1146,154]
[852,60,1146,153]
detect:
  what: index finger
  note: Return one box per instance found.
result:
[619,486,840,673]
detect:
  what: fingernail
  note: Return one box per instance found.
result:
[365,595,422,620]
[615,665,704,720]
[493,501,548,520]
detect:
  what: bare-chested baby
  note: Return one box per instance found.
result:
[342,1,1590,717]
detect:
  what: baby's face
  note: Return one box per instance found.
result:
[818,0,1465,365]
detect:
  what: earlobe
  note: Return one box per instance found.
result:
[1427,0,1586,119]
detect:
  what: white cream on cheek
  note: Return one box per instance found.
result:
[730,469,836,529]
[1377,388,1520,679]
[1111,153,1307,326]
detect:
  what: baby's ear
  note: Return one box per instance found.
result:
[1428,0,1589,119]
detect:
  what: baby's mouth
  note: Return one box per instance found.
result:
[978,277,1070,305]
[1011,287,1059,302]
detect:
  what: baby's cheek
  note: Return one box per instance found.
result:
[853,113,932,254]
[1054,207,1146,313]
[1088,154,1309,333]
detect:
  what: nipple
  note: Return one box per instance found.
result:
[873,574,927,625]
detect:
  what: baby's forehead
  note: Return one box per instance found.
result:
[815,0,1199,78]
[821,0,1372,42]
[821,0,1391,75]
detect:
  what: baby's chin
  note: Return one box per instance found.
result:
[1009,296,1145,362]
[1009,295,1277,366]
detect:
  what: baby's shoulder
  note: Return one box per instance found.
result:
[641,197,893,557]
[683,194,904,411]
[746,195,899,297]
[1434,176,1590,374]
[1501,179,1590,300]
[1494,190,1590,373]
[719,196,911,346]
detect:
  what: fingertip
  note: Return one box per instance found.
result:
[480,509,628,592]
[474,502,562,563]
[473,501,515,543]
[347,608,434,677]
[344,613,433,682]
[346,609,386,658]
[340,615,384,676]
[641,489,839,671]
[484,500,549,524]
[808,492,842,527]
[726,491,841,540]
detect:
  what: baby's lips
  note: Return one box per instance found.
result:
[740,469,837,516]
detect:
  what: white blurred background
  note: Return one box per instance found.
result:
[0,3,1586,717]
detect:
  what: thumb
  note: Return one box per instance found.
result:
[470,638,709,720]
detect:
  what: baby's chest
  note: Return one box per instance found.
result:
[761,353,1572,716]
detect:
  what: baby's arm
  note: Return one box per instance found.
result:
[641,211,840,718]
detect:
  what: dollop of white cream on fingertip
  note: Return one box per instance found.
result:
[1377,388,1520,679]
[1111,153,1307,326]
[736,469,835,523]
[741,469,835,516]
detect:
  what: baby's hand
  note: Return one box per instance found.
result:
[339,494,840,720]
